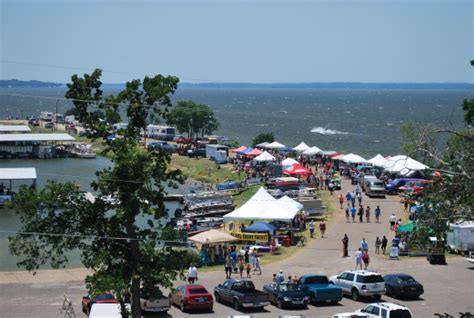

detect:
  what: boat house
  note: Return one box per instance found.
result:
[0,125,31,133]
[0,133,75,159]
[0,168,37,205]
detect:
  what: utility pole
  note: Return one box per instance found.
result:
[55,100,59,131]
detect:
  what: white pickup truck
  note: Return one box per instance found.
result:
[140,294,171,314]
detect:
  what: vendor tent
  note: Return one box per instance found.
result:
[256,141,270,147]
[384,155,428,172]
[341,153,367,164]
[253,151,276,162]
[368,154,387,167]
[188,229,238,244]
[397,222,414,233]
[278,195,304,211]
[302,146,323,156]
[332,154,346,160]
[239,147,253,155]
[232,145,247,153]
[293,142,310,152]
[282,158,299,169]
[243,222,277,233]
[245,148,263,157]
[223,187,301,222]
[283,163,312,176]
[265,141,286,149]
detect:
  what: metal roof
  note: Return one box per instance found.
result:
[0,168,37,180]
[0,133,75,142]
[0,125,31,132]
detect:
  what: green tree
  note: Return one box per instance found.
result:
[404,61,474,250]
[252,132,274,147]
[9,69,193,318]
[167,100,219,139]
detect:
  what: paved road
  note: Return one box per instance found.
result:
[1,178,473,317]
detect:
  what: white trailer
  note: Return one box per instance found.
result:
[206,144,228,164]
[447,220,474,254]
[145,125,176,141]
[40,111,54,122]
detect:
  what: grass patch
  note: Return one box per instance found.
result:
[232,186,260,207]
[168,154,244,184]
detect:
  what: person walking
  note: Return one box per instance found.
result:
[355,248,363,270]
[358,205,364,223]
[389,213,397,230]
[365,206,371,223]
[362,250,370,270]
[357,191,363,206]
[381,236,388,254]
[309,220,315,238]
[254,255,262,275]
[375,237,381,254]
[345,207,350,223]
[351,206,356,222]
[351,191,356,207]
[342,234,349,257]
[319,220,326,238]
[239,259,245,278]
[225,255,232,279]
[246,262,251,278]
[276,270,285,284]
[338,194,344,209]
[375,205,381,223]
[188,263,198,284]
[360,237,369,252]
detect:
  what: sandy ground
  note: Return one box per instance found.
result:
[0,178,473,317]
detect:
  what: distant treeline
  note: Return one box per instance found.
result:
[0,79,63,88]
[1,79,473,90]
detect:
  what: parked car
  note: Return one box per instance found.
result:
[174,136,193,144]
[147,141,178,153]
[262,283,308,308]
[88,303,126,318]
[28,118,40,126]
[383,274,424,299]
[81,292,119,315]
[357,302,413,318]
[187,148,206,158]
[366,180,386,198]
[329,270,385,301]
[44,122,54,129]
[140,291,171,314]
[298,274,343,304]
[385,178,427,195]
[332,313,369,318]
[169,284,213,312]
[360,174,377,192]
[214,279,270,310]
[65,123,76,130]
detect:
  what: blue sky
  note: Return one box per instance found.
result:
[1,0,472,83]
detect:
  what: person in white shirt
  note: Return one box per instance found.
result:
[355,248,363,270]
[188,264,198,284]
[389,214,397,230]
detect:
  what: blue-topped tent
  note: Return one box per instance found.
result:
[243,221,277,233]
[239,147,253,155]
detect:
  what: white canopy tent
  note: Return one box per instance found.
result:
[278,195,304,211]
[188,229,238,244]
[265,141,286,149]
[253,151,276,162]
[368,154,388,167]
[282,158,299,170]
[223,187,301,222]
[256,141,270,147]
[293,142,310,152]
[341,153,367,164]
[302,146,323,156]
[383,155,428,172]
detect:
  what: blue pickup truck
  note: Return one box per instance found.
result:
[298,274,343,304]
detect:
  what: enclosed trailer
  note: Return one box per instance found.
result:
[205,144,228,164]
[447,221,474,254]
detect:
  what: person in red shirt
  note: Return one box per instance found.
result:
[319,221,326,238]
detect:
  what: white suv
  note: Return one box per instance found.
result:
[357,302,413,318]
[329,270,385,301]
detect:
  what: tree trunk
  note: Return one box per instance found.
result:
[130,277,141,318]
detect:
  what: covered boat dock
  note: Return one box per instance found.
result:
[0,168,37,205]
[0,133,75,159]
